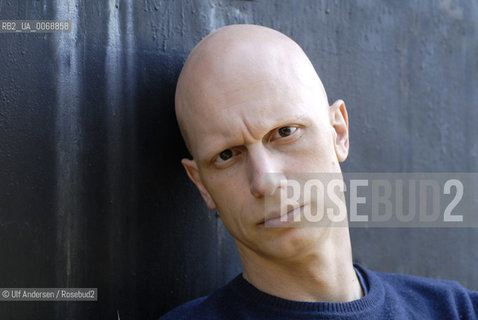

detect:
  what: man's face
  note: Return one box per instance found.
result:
[177,26,349,260]
[181,61,348,260]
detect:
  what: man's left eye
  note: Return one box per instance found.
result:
[273,126,297,138]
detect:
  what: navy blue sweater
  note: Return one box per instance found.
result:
[160,264,478,319]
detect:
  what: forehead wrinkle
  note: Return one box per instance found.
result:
[194,106,271,162]
[188,78,326,161]
[193,111,242,161]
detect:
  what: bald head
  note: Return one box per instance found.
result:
[176,24,327,157]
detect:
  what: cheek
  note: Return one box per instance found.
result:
[211,189,253,241]
[205,171,248,212]
[205,171,259,234]
[290,128,336,169]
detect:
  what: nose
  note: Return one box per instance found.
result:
[248,145,284,198]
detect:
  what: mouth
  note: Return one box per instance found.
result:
[260,204,304,228]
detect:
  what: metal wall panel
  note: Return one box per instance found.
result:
[0,1,477,319]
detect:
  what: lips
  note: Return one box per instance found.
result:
[262,204,304,228]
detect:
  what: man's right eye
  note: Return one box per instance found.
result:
[216,149,235,162]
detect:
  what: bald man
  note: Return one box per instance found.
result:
[160,25,478,320]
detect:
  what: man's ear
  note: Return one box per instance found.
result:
[181,158,217,210]
[329,99,349,162]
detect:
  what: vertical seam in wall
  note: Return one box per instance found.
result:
[54,0,81,289]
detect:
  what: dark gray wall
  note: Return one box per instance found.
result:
[0,0,476,319]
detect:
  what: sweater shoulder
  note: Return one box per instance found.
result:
[375,268,472,293]
[372,268,478,315]
[158,296,208,320]
[158,276,239,320]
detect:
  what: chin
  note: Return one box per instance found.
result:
[258,227,320,259]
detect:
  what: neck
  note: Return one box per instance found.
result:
[236,227,364,303]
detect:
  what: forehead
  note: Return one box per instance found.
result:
[177,28,328,160]
[188,73,327,162]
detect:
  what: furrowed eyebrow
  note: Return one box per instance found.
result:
[198,132,246,162]
[197,113,311,165]
[209,144,244,162]
[197,143,237,165]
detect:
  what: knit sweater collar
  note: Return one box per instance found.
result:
[227,264,382,316]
